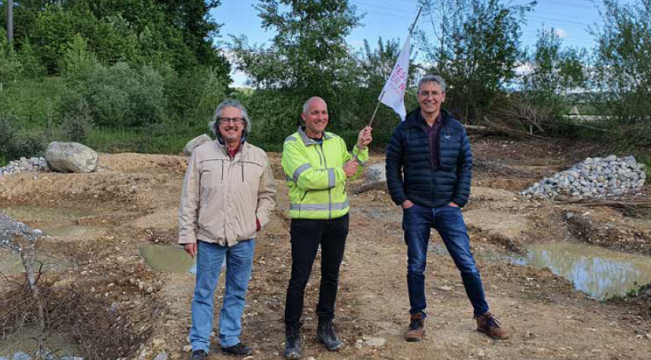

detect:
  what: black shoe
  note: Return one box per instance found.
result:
[190,350,208,360]
[221,342,252,356]
[284,324,302,359]
[317,320,343,351]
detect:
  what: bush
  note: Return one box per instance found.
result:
[0,115,47,160]
[63,61,166,127]
[60,97,94,143]
[60,34,100,86]
[0,29,23,88]
[241,90,304,152]
[484,93,575,138]
[18,40,47,79]
[0,115,18,155]
[164,66,227,126]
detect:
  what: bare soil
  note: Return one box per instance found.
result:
[1,138,651,359]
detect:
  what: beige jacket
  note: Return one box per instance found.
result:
[178,141,276,247]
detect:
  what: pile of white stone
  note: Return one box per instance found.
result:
[522,155,647,199]
[0,157,49,177]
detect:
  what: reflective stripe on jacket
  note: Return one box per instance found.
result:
[178,141,276,247]
[281,127,368,220]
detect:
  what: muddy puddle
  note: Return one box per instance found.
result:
[430,242,651,300]
[516,242,651,300]
[138,245,230,275]
[0,206,105,237]
[138,245,195,274]
[0,250,68,276]
[0,326,82,359]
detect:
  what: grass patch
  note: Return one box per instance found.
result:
[1,77,64,128]
[0,155,7,167]
[639,156,651,178]
[87,124,210,155]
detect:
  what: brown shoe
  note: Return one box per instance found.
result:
[405,313,425,342]
[476,312,509,340]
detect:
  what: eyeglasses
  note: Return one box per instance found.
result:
[218,117,245,126]
[419,91,443,98]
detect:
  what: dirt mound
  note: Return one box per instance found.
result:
[2,139,651,360]
[98,153,187,175]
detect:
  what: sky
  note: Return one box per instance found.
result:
[211,0,635,87]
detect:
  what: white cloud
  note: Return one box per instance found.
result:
[515,62,534,76]
[554,28,569,39]
[349,39,366,48]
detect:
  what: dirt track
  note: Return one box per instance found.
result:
[1,138,651,359]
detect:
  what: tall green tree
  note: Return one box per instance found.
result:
[0,27,21,88]
[524,27,586,97]
[591,0,651,124]
[417,0,534,122]
[231,0,362,141]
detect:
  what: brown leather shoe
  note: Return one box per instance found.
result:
[405,313,425,342]
[476,312,509,340]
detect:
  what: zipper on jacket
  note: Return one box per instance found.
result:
[317,143,333,220]
[241,163,244,182]
[221,161,224,180]
[438,128,445,167]
[315,145,323,165]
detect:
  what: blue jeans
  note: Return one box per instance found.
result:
[190,240,255,353]
[403,203,489,317]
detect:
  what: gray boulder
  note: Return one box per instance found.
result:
[366,163,386,183]
[183,134,212,156]
[45,142,98,173]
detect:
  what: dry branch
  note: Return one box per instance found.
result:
[558,199,651,208]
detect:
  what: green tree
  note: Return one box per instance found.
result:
[17,38,46,78]
[70,0,231,78]
[418,0,534,122]
[59,33,99,85]
[524,27,585,97]
[514,27,587,135]
[592,0,651,125]
[231,0,362,141]
[0,27,22,89]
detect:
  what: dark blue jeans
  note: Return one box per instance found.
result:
[403,203,489,317]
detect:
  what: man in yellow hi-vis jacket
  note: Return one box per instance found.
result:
[281,96,372,359]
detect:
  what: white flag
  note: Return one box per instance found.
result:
[380,36,410,121]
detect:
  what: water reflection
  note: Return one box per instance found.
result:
[0,250,68,275]
[428,241,651,300]
[138,245,195,274]
[0,326,82,358]
[523,243,651,300]
[0,206,103,237]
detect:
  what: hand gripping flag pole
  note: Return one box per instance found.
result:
[368,7,422,127]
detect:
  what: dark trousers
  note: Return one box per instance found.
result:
[284,214,349,327]
[403,204,489,317]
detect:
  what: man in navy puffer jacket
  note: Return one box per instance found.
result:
[386,74,508,342]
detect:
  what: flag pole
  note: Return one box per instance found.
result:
[367,91,384,128]
[366,6,423,128]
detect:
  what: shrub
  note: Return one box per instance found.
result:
[0,115,47,160]
[0,29,23,88]
[241,90,304,152]
[484,93,575,138]
[0,115,18,156]
[18,40,47,79]
[164,66,227,125]
[63,61,166,127]
[60,97,94,143]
